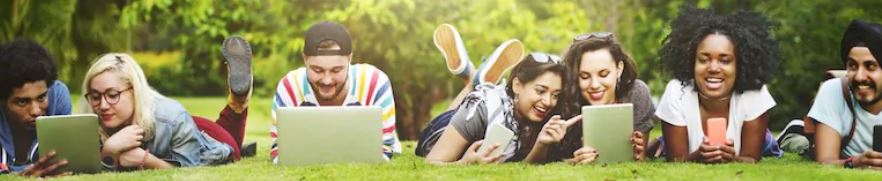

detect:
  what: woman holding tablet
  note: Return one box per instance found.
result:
[535,32,654,164]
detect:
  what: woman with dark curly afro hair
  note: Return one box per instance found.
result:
[654,6,782,163]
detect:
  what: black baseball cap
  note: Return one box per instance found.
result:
[303,22,352,56]
[841,20,882,63]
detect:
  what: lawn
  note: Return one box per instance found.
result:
[3,97,882,180]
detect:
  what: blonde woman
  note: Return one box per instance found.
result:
[79,37,253,169]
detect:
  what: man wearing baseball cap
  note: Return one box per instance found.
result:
[809,19,882,169]
[269,22,402,163]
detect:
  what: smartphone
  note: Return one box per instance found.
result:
[478,122,515,158]
[874,125,882,152]
[707,118,727,146]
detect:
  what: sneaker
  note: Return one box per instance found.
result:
[472,39,524,87]
[776,119,805,143]
[776,119,810,153]
[433,24,474,80]
[779,133,810,154]
[222,35,253,96]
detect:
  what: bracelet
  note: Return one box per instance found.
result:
[139,151,149,169]
[844,156,855,169]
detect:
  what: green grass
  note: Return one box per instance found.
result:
[3,97,882,180]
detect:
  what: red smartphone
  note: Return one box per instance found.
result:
[707,118,727,146]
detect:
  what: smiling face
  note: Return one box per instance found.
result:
[846,46,882,106]
[305,55,350,103]
[512,72,563,122]
[88,71,135,130]
[304,40,351,105]
[578,49,623,105]
[694,34,737,100]
[2,81,49,131]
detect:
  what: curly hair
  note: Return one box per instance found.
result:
[659,5,779,93]
[0,39,58,100]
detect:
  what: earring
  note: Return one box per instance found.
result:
[617,78,622,88]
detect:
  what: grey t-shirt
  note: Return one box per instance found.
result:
[448,85,521,161]
[622,79,655,133]
[450,92,504,143]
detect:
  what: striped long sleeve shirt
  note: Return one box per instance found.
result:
[270,64,402,163]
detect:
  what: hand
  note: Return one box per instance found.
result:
[696,137,735,163]
[718,140,736,163]
[459,140,504,164]
[536,115,582,146]
[854,150,882,169]
[18,150,71,177]
[631,131,645,161]
[103,125,144,156]
[566,147,599,165]
[118,148,149,168]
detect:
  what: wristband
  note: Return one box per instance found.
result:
[844,156,855,169]
[139,151,149,169]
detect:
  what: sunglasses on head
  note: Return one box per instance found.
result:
[573,32,614,42]
[528,53,561,64]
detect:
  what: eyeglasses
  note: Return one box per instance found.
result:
[573,32,614,42]
[85,87,132,106]
[529,53,562,64]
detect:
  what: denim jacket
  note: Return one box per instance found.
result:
[138,97,231,167]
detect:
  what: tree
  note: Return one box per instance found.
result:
[7,0,882,139]
[1,0,129,91]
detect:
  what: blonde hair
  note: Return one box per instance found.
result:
[79,53,164,141]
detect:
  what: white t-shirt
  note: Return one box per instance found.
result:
[655,79,776,155]
[807,78,882,156]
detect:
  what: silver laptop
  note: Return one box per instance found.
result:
[275,106,387,166]
[582,104,634,164]
[35,114,103,174]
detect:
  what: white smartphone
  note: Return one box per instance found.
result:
[477,122,515,158]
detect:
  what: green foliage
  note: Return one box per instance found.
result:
[756,0,882,128]
[0,0,129,89]
[6,0,882,138]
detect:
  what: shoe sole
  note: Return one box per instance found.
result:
[222,36,253,96]
[480,40,524,85]
[433,24,464,73]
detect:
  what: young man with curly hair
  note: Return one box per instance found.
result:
[0,39,72,176]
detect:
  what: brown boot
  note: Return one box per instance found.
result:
[222,35,253,113]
